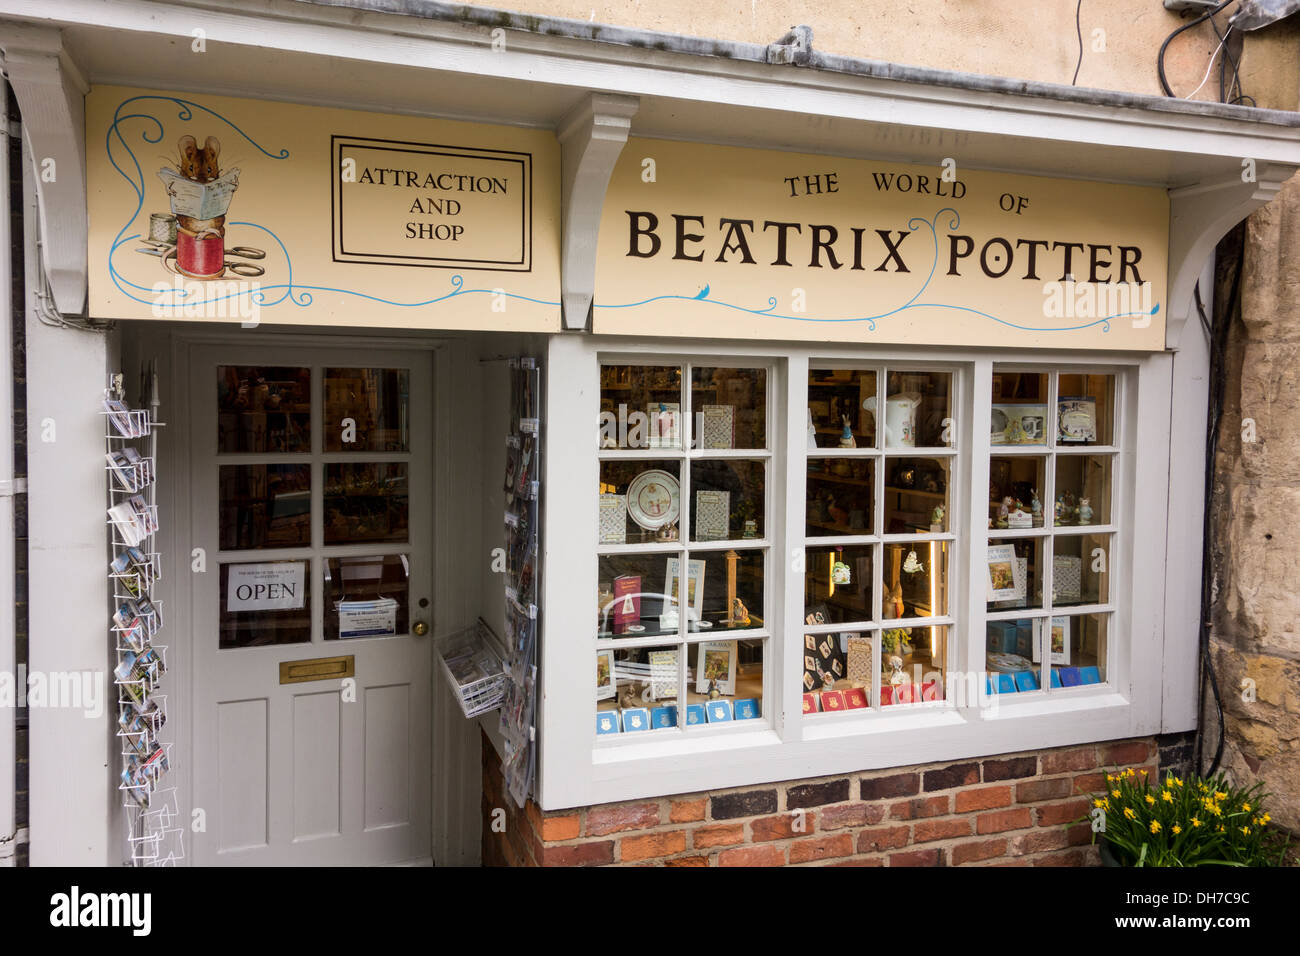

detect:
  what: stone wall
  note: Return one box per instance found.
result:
[482,731,1174,866]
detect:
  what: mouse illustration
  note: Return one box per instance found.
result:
[177,134,221,184]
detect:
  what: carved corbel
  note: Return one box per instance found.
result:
[557,92,639,331]
[1166,162,1297,349]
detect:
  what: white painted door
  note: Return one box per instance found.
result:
[189,344,433,865]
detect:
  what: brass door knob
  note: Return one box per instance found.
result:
[412,620,429,636]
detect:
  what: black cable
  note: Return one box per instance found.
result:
[1157,0,1235,98]
[1072,0,1084,86]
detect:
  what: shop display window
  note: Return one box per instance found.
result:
[596,361,771,737]
[985,366,1119,695]
[803,366,957,716]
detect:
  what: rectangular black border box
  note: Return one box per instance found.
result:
[331,134,533,272]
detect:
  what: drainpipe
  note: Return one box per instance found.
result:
[0,80,18,865]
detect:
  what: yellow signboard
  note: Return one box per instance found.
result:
[87,86,560,331]
[594,138,1169,350]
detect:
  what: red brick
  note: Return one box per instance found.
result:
[1066,822,1093,846]
[1015,778,1073,803]
[889,848,941,866]
[951,838,1007,865]
[976,807,1033,834]
[1009,828,1070,855]
[692,824,745,849]
[989,859,1033,867]
[670,799,706,823]
[857,826,911,853]
[665,855,710,867]
[586,802,660,836]
[923,762,979,791]
[860,772,920,800]
[718,844,786,867]
[1100,740,1150,768]
[752,812,806,842]
[889,794,951,820]
[1040,746,1097,775]
[983,756,1038,781]
[787,779,850,809]
[830,856,885,866]
[789,833,854,863]
[1034,845,1098,867]
[1073,772,1108,794]
[711,789,777,819]
[1035,798,1090,827]
[540,840,614,866]
[539,813,580,842]
[913,818,973,843]
[621,830,687,862]
[955,785,1012,812]
[819,803,885,830]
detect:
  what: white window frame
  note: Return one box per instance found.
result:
[538,334,1169,811]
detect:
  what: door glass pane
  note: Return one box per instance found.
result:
[219,464,311,550]
[883,540,948,619]
[1054,454,1112,526]
[1057,373,1115,446]
[986,537,1044,612]
[324,463,409,545]
[217,366,311,453]
[991,371,1050,447]
[989,455,1047,529]
[323,368,410,452]
[324,554,410,640]
[218,560,311,648]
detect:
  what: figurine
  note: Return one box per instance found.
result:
[1055,495,1068,526]
[1077,497,1093,524]
[1031,489,1042,524]
[997,496,1013,528]
[838,415,856,448]
[731,597,751,626]
[708,679,721,700]
[930,504,945,529]
[656,521,678,542]
[902,550,924,574]
[832,457,853,477]
[831,559,851,585]
[887,655,906,687]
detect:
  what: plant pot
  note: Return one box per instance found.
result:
[1098,838,1124,867]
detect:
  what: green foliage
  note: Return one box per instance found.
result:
[1088,768,1290,867]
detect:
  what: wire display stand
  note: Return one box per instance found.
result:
[437,618,507,719]
[104,377,184,866]
[499,358,540,808]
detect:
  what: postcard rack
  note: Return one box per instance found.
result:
[103,379,184,866]
[437,618,507,719]
[499,358,540,808]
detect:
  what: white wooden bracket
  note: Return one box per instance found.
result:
[557,92,639,331]
[1166,162,1297,349]
[0,23,88,316]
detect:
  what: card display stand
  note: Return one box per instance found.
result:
[499,358,540,808]
[104,383,184,866]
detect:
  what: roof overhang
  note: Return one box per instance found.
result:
[2,0,1298,345]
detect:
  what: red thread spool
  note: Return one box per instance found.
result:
[176,226,225,278]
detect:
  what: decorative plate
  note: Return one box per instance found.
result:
[625,469,680,531]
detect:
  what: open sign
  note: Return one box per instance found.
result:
[226,562,306,612]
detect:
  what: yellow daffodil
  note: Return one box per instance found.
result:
[1161,790,1174,803]
[1191,817,1201,828]
[1123,807,1136,820]
[1172,825,1182,835]
[1145,794,1156,805]
[1215,791,1228,801]
[1263,813,1271,825]
[1111,789,1121,798]
[1241,826,1250,836]
[1149,820,1161,834]
[1242,803,1251,812]
[1093,798,1106,808]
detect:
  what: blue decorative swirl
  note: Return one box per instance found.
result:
[593,205,1161,334]
[105,95,559,314]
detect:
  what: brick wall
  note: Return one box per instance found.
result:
[481,732,1171,866]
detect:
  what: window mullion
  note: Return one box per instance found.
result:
[966,359,993,716]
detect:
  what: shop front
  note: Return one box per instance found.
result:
[5,2,1300,866]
